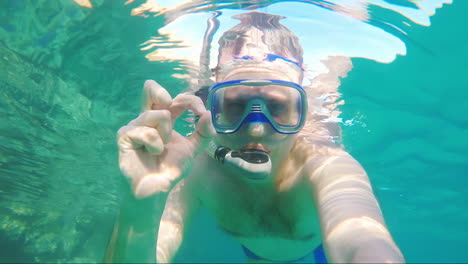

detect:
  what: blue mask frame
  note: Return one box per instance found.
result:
[207,79,307,134]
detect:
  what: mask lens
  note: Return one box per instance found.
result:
[264,85,301,126]
[212,85,250,129]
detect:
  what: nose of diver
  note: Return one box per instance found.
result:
[247,122,266,138]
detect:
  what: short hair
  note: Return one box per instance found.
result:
[217,12,304,65]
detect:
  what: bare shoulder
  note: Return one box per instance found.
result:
[274,134,347,184]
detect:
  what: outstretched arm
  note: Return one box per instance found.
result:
[307,152,405,263]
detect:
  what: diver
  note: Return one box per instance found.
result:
[105,11,405,263]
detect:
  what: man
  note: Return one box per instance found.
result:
[105,12,405,263]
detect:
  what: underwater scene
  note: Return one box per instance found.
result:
[0,0,467,263]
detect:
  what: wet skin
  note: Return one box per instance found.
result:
[109,17,405,263]
[113,75,405,263]
[160,70,323,262]
[186,135,324,261]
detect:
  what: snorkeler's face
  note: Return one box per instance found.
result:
[213,71,300,156]
[212,14,306,159]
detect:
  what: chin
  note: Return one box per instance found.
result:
[243,171,272,181]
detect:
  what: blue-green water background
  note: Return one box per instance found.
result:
[0,0,467,263]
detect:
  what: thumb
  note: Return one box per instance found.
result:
[189,111,215,149]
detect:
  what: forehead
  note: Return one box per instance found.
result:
[215,51,304,83]
[218,66,303,85]
[218,27,270,59]
[217,28,302,82]
[222,84,293,99]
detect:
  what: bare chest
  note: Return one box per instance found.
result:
[191,155,320,242]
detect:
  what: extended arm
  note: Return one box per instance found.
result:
[307,153,405,263]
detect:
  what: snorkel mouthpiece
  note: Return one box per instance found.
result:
[231,149,269,164]
[210,144,272,180]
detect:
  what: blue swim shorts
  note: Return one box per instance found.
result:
[241,244,328,263]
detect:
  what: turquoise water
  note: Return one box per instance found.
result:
[1,0,467,263]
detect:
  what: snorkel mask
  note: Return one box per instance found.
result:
[208,79,307,134]
[206,79,307,180]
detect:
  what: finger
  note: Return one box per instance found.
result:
[129,110,172,143]
[118,126,164,154]
[169,93,206,120]
[189,111,215,147]
[141,80,173,113]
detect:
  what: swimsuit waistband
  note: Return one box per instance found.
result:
[241,244,327,263]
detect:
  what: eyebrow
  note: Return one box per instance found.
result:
[224,87,290,102]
